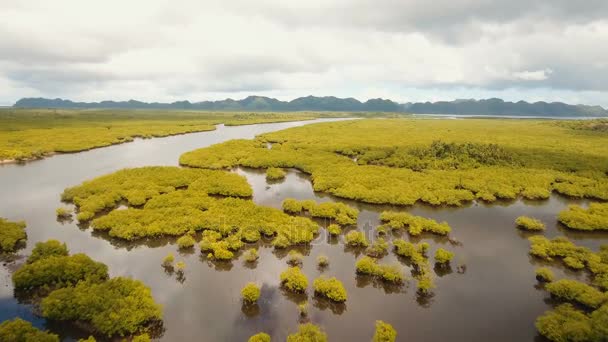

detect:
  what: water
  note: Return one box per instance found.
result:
[0,119,605,341]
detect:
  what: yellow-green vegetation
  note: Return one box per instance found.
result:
[41,277,162,337]
[287,250,304,266]
[55,207,72,219]
[12,241,162,338]
[365,237,389,258]
[0,218,26,253]
[266,167,286,180]
[536,267,555,282]
[528,237,608,289]
[0,108,326,161]
[372,320,397,342]
[248,332,271,342]
[545,279,607,309]
[244,248,259,263]
[558,203,608,231]
[282,199,359,225]
[393,239,435,294]
[180,119,608,206]
[175,261,186,273]
[62,166,251,222]
[317,254,329,267]
[434,248,454,265]
[313,276,347,302]
[132,334,151,342]
[62,167,320,253]
[286,323,327,342]
[345,230,369,247]
[280,267,309,292]
[536,303,607,342]
[162,253,175,267]
[327,224,341,236]
[177,235,196,249]
[0,318,59,342]
[26,240,68,264]
[241,282,261,304]
[515,216,546,231]
[13,241,108,290]
[355,256,405,283]
[380,212,451,236]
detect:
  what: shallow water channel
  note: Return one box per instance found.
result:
[0,118,606,341]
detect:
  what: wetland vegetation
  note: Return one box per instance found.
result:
[2,116,608,341]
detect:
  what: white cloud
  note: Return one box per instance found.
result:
[0,0,607,106]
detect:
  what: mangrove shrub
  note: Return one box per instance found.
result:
[313,276,347,302]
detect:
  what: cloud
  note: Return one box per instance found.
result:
[0,0,607,106]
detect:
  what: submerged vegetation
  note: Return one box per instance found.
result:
[515,216,546,231]
[11,240,162,338]
[0,218,26,253]
[558,203,608,231]
[180,119,608,206]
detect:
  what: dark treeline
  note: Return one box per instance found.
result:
[13,96,608,116]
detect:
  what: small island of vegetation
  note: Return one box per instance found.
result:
[0,218,27,253]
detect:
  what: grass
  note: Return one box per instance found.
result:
[180,118,608,206]
[0,108,344,161]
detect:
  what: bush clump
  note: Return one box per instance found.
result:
[241,282,261,304]
[317,254,329,267]
[266,167,286,180]
[13,253,109,290]
[558,203,608,231]
[372,320,397,342]
[249,332,271,342]
[162,253,175,267]
[516,216,546,231]
[528,236,596,270]
[280,267,308,292]
[41,277,162,337]
[327,224,341,236]
[287,323,327,342]
[345,230,369,247]
[56,207,72,219]
[546,279,607,309]
[0,318,59,342]
[536,267,555,282]
[244,248,259,262]
[0,218,27,253]
[177,235,196,249]
[313,276,347,302]
[365,238,389,258]
[282,199,359,225]
[380,212,451,236]
[356,256,405,283]
[536,304,592,342]
[434,248,454,265]
[287,250,304,266]
[27,239,69,264]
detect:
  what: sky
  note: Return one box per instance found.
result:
[1,0,608,106]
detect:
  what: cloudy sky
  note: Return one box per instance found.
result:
[1,0,607,106]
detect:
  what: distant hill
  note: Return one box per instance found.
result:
[13,96,608,117]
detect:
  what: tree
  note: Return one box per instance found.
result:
[280,267,308,292]
[372,320,397,342]
[0,318,59,342]
[241,282,261,304]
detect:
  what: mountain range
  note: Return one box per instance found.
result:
[13,96,608,117]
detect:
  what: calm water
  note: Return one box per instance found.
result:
[0,119,606,341]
